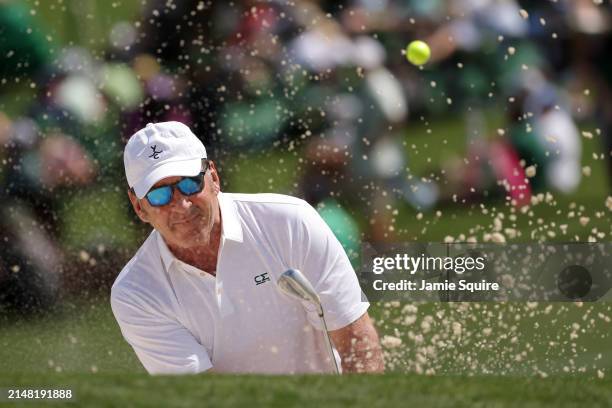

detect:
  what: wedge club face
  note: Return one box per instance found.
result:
[277,269,340,374]
[277,269,321,310]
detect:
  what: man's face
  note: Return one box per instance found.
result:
[128,162,221,250]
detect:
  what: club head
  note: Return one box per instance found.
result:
[277,269,338,373]
[277,269,321,308]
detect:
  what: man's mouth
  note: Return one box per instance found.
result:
[171,213,201,226]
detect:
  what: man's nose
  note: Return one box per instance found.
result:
[168,187,193,210]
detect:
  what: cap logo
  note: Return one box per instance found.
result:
[148,145,163,159]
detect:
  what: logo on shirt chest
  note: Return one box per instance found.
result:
[254,272,270,286]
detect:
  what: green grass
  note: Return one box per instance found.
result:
[22,0,142,52]
[373,302,612,376]
[1,299,610,377]
[1,372,611,407]
[0,297,141,375]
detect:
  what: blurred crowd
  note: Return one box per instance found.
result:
[0,0,610,313]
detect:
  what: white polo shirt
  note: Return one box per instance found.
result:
[111,192,369,375]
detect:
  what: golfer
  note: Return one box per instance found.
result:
[111,121,384,374]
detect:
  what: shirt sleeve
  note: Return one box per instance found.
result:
[110,286,213,375]
[295,202,369,331]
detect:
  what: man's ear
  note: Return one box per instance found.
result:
[127,188,150,223]
[208,160,221,193]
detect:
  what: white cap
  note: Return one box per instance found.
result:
[124,121,207,199]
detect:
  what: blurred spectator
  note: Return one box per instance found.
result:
[0,1,51,81]
[522,75,582,194]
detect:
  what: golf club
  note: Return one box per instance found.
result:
[277,269,340,374]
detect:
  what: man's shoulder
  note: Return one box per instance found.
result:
[111,232,164,302]
[225,192,308,208]
[226,192,316,222]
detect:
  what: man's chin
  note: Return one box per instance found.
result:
[175,230,209,247]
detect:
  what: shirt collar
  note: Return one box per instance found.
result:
[218,192,243,244]
[156,191,243,271]
[157,230,176,272]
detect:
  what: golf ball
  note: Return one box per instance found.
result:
[406,40,431,66]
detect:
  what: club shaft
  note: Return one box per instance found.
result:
[319,312,340,374]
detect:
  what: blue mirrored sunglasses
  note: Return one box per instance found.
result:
[144,162,209,207]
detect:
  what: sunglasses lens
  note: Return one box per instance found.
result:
[146,186,173,206]
[177,174,203,196]
[144,173,204,207]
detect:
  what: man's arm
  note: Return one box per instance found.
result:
[111,286,213,375]
[329,311,385,373]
